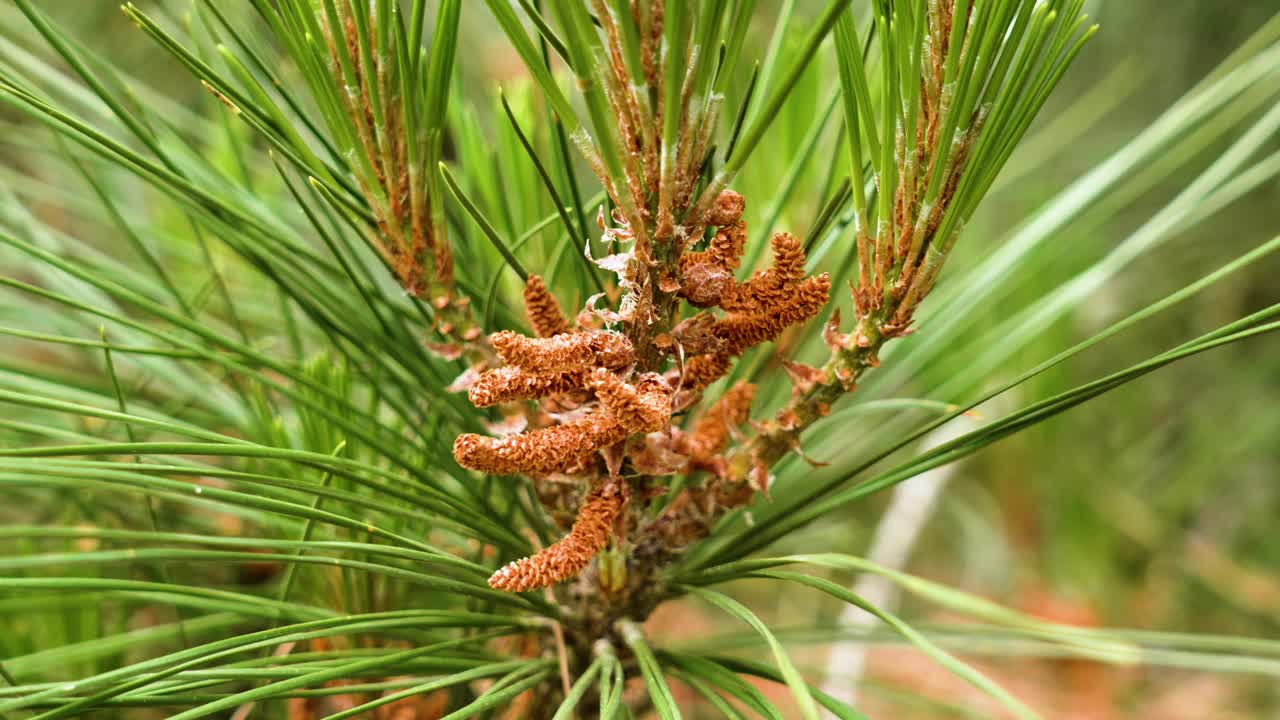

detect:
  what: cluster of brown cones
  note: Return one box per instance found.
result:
[674,192,831,394]
[451,190,830,592]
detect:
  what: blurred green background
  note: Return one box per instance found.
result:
[7,0,1280,717]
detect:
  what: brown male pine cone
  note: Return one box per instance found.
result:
[589,370,671,434]
[681,352,732,391]
[681,220,747,276]
[453,417,629,476]
[488,482,625,591]
[714,273,831,355]
[522,274,571,338]
[718,232,808,312]
[489,330,634,373]
[679,190,747,306]
[705,189,746,227]
[680,381,756,472]
[467,366,587,407]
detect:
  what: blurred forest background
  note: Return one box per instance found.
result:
[4,0,1278,717]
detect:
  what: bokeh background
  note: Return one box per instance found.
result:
[6,1,1279,717]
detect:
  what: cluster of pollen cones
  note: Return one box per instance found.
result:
[451,191,829,592]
